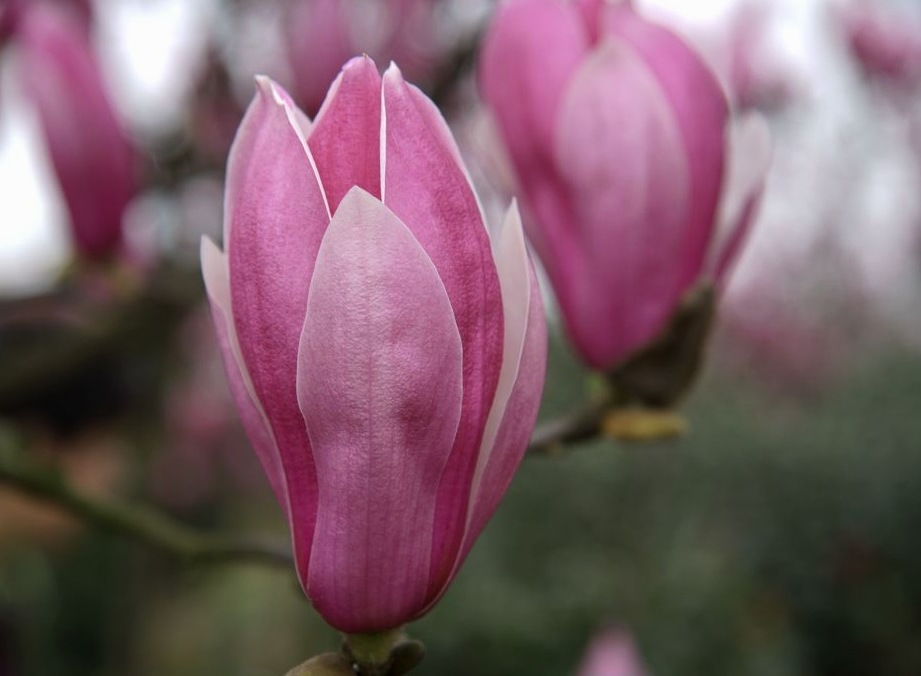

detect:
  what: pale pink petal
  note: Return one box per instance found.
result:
[479,0,588,265]
[602,2,729,294]
[17,3,134,259]
[710,113,771,287]
[225,77,329,580]
[554,40,689,369]
[297,187,463,633]
[308,56,383,212]
[200,238,288,513]
[381,64,504,598]
[454,203,547,578]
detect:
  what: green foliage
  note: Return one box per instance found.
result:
[4,342,921,675]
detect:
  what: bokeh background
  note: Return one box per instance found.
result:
[2,0,921,674]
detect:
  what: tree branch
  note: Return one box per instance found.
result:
[0,434,292,568]
[527,398,612,456]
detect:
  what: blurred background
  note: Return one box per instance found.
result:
[1,0,921,674]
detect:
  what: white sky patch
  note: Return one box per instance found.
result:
[0,69,70,296]
[95,0,217,136]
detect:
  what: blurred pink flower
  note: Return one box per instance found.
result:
[480,0,771,371]
[720,287,841,397]
[841,3,921,86]
[576,629,650,676]
[201,58,546,633]
[284,0,354,115]
[15,2,135,260]
[283,0,440,115]
[725,2,798,111]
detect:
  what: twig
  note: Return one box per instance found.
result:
[527,398,612,456]
[0,435,292,568]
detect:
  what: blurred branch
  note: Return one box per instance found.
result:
[0,264,200,411]
[527,398,612,456]
[0,433,293,568]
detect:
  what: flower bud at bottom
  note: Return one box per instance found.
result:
[285,629,426,676]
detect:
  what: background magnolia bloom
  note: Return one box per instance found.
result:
[576,629,650,676]
[14,1,135,260]
[283,0,440,116]
[480,0,770,371]
[201,57,547,633]
[840,2,921,87]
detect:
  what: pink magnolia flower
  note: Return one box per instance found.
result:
[480,0,770,371]
[15,2,135,260]
[725,2,798,112]
[576,629,650,676]
[841,3,921,86]
[201,57,546,633]
[283,0,354,116]
[284,0,440,116]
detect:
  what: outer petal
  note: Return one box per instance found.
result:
[602,1,729,293]
[554,40,689,369]
[17,3,134,259]
[201,238,287,512]
[381,64,504,598]
[710,113,772,287]
[226,77,329,580]
[297,188,463,633]
[479,0,588,169]
[454,203,547,579]
[479,0,588,267]
[308,56,383,212]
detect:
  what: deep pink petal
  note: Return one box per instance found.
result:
[553,41,689,369]
[226,77,329,582]
[381,64,504,599]
[479,0,588,267]
[574,0,605,41]
[308,56,383,213]
[297,188,463,633]
[454,204,547,580]
[201,238,288,513]
[602,1,729,295]
[17,3,134,259]
[711,114,772,287]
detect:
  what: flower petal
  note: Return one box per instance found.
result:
[454,203,547,585]
[297,187,463,633]
[308,56,383,213]
[17,3,134,259]
[602,2,729,294]
[554,40,689,369]
[200,237,287,513]
[479,0,588,264]
[711,113,772,287]
[226,77,329,582]
[381,64,505,598]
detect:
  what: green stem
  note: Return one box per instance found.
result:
[345,628,405,667]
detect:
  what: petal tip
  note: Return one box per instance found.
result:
[254,75,291,109]
[383,61,404,84]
